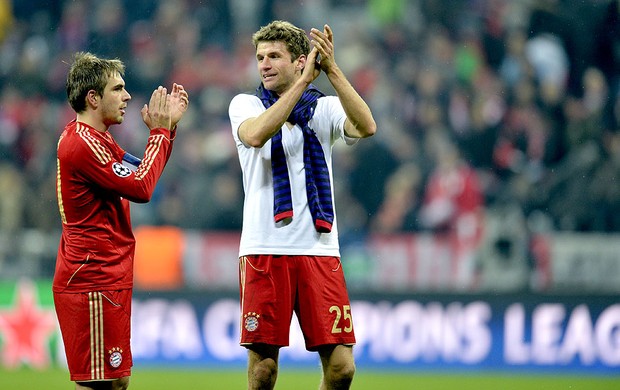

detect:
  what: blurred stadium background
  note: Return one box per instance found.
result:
[1,0,620,388]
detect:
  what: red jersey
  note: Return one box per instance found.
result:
[53,120,174,293]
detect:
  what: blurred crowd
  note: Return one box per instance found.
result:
[1,0,619,242]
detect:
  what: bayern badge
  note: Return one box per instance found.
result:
[244,312,260,332]
[109,347,123,368]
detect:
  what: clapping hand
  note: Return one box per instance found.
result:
[301,24,337,85]
[141,86,172,130]
[169,83,189,129]
[141,83,189,131]
[310,25,336,74]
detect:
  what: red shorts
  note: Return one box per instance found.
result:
[53,289,133,381]
[239,255,356,351]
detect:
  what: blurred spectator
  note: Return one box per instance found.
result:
[370,162,421,232]
[88,0,129,58]
[418,131,485,289]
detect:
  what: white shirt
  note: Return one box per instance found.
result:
[229,93,356,257]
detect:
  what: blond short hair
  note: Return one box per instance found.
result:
[66,52,125,113]
[252,20,310,61]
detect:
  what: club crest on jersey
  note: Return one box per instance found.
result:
[244,312,260,332]
[112,162,132,177]
[108,347,123,368]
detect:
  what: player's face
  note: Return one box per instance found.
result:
[100,72,131,127]
[256,41,303,96]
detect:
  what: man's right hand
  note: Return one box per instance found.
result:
[141,86,172,130]
[300,47,321,85]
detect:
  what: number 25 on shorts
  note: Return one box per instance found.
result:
[329,305,353,334]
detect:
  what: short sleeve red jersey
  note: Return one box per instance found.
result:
[53,120,174,293]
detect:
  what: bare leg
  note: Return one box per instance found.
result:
[247,344,280,390]
[318,345,355,390]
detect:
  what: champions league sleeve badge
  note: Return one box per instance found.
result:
[112,162,132,178]
[244,312,260,332]
[108,347,123,368]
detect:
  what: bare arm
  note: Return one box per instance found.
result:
[238,48,323,148]
[238,79,306,148]
[310,25,376,139]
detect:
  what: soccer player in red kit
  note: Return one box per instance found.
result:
[53,52,189,390]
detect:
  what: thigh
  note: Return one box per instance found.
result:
[54,289,133,382]
[239,255,294,347]
[295,256,356,350]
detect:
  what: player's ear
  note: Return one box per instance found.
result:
[86,90,99,108]
[296,54,307,72]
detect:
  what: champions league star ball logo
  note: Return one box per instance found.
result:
[112,162,132,178]
[244,312,260,332]
[108,347,123,368]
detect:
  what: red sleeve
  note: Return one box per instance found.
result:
[72,127,173,203]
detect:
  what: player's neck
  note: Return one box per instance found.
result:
[76,112,108,133]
